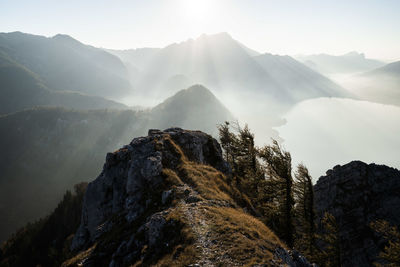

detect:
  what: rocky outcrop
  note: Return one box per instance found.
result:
[71,128,229,251]
[67,128,313,266]
[314,161,400,267]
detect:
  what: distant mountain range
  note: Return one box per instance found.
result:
[358,61,400,106]
[296,51,385,75]
[0,51,127,114]
[108,32,349,105]
[0,85,232,242]
[254,53,348,101]
[366,60,400,76]
[0,31,352,115]
[332,61,400,106]
[0,32,133,101]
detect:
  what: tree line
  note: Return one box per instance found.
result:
[218,121,400,267]
[218,121,341,266]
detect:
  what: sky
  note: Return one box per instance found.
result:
[1,0,400,61]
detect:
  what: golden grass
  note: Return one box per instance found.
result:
[65,134,283,266]
[202,206,283,266]
[161,168,184,186]
[156,204,283,266]
[154,206,198,266]
[179,163,234,203]
[61,244,96,267]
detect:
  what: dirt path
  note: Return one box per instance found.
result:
[181,201,214,266]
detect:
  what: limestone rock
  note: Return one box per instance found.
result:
[314,160,400,267]
[71,128,229,251]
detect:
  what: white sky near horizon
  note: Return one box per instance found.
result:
[1,0,400,61]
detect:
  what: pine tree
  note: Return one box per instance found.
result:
[217,121,239,175]
[316,212,341,267]
[259,139,295,248]
[236,124,262,195]
[294,163,316,258]
[370,220,400,267]
[218,121,233,162]
[218,122,262,196]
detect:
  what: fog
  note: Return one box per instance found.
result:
[330,73,400,107]
[277,98,400,180]
[1,29,399,244]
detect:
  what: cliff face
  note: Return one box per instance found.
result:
[67,128,311,267]
[314,161,400,267]
[71,128,229,250]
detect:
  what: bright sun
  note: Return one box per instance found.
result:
[177,0,222,37]
[181,0,215,21]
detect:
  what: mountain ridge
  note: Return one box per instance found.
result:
[0,52,127,114]
[0,85,233,242]
[0,31,133,100]
[0,128,313,266]
[296,52,385,74]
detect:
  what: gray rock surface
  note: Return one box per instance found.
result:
[272,247,317,267]
[69,128,314,266]
[71,128,229,251]
[314,160,400,267]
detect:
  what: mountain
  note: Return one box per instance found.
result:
[149,85,234,134]
[0,128,313,266]
[340,61,400,106]
[368,60,400,76]
[106,47,161,85]
[254,53,349,101]
[0,52,127,114]
[0,108,148,243]
[314,161,400,267]
[0,85,233,242]
[296,52,385,75]
[112,32,348,106]
[106,47,161,71]
[0,32,132,100]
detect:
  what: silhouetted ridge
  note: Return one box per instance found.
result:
[150,85,234,134]
[315,161,400,267]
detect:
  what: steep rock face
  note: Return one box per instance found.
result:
[72,128,229,250]
[68,128,313,266]
[314,161,400,267]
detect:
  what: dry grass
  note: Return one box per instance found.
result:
[154,206,198,266]
[156,204,283,266]
[156,135,282,265]
[179,163,234,203]
[61,244,96,267]
[161,168,184,186]
[64,134,283,266]
[202,205,283,266]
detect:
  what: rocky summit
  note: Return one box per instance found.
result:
[314,160,400,267]
[64,128,312,266]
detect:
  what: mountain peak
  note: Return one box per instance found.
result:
[343,51,365,58]
[150,85,234,135]
[52,34,83,46]
[181,84,215,96]
[156,84,221,105]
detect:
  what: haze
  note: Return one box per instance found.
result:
[1,0,400,61]
[1,0,400,246]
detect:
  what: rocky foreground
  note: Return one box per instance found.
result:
[2,128,399,267]
[65,128,312,266]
